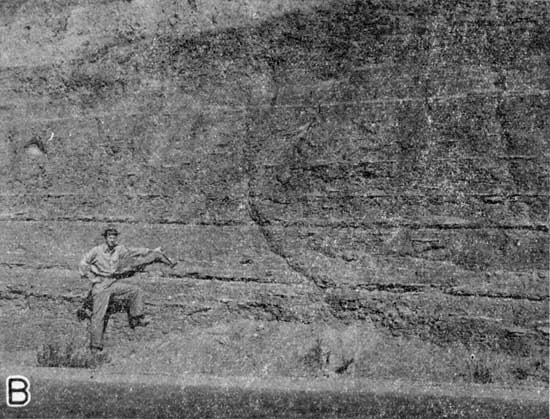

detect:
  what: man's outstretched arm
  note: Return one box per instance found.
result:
[123,245,154,257]
[145,246,178,267]
[115,245,177,273]
[123,245,176,264]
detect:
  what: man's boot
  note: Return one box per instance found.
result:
[129,314,151,329]
[89,347,110,365]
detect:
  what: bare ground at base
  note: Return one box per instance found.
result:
[2,319,548,388]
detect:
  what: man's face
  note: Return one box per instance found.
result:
[105,233,118,248]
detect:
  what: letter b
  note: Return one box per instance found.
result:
[6,376,30,407]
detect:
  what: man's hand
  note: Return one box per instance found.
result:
[79,265,91,279]
[152,246,177,268]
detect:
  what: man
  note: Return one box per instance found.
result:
[79,226,177,352]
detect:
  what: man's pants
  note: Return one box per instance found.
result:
[90,283,144,350]
[89,250,172,349]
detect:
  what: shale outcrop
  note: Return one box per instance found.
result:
[0,0,548,364]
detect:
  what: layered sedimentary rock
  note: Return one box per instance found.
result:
[0,0,548,357]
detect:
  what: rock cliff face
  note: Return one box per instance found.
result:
[0,0,548,360]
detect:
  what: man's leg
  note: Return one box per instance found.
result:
[90,288,111,350]
[108,283,149,328]
[76,290,93,321]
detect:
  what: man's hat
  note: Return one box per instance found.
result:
[102,225,119,237]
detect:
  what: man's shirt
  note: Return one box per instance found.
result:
[79,244,151,284]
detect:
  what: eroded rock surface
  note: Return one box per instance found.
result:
[0,0,548,364]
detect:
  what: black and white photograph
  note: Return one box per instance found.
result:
[0,0,548,417]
